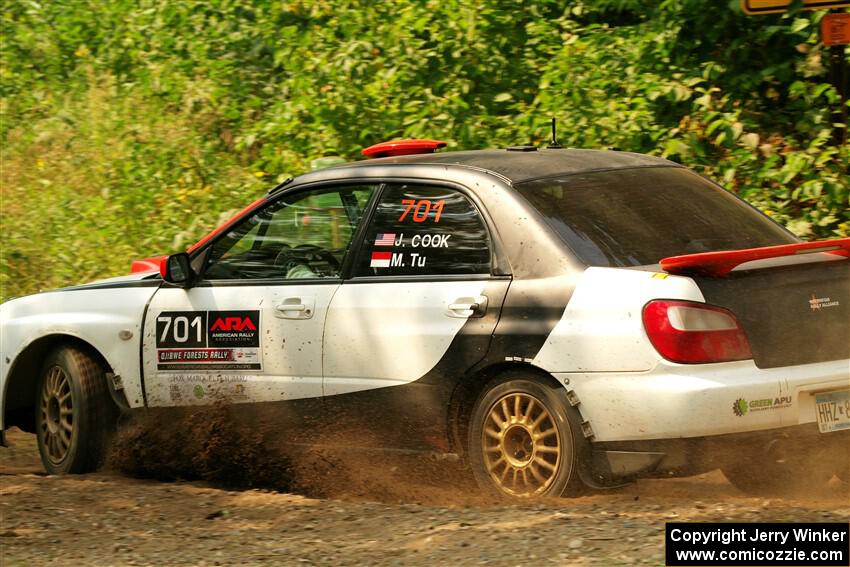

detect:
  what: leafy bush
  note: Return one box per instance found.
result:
[1,0,847,300]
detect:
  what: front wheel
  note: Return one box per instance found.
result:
[467,373,587,498]
[35,346,116,474]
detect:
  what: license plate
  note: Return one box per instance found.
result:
[815,390,850,433]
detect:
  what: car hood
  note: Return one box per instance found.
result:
[79,271,160,286]
[1,271,160,307]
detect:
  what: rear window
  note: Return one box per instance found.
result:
[514,167,796,267]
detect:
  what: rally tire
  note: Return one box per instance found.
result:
[35,346,116,475]
[467,372,587,499]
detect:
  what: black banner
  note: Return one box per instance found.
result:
[666,522,849,566]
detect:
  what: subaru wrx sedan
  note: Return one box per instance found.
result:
[2,140,848,498]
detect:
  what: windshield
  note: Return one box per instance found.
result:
[514,167,797,267]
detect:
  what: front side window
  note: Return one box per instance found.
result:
[353,184,491,277]
[203,185,376,280]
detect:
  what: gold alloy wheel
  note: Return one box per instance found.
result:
[482,392,561,496]
[39,365,74,464]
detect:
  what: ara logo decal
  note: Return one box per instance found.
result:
[211,317,257,332]
[208,311,260,348]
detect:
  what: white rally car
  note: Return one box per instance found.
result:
[2,140,848,498]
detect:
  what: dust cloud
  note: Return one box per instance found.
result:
[106,404,503,506]
[103,403,849,505]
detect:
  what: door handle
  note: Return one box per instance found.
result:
[448,302,479,311]
[447,295,488,318]
[274,297,314,319]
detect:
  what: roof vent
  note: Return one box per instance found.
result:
[506,145,537,152]
[362,139,447,158]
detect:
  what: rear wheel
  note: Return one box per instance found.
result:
[468,373,586,498]
[35,346,116,474]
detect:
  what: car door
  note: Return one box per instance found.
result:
[142,183,378,406]
[322,183,510,449]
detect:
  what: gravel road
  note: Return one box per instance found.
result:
[1,428,848,566]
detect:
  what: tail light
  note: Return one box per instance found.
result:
[642,300,752,364]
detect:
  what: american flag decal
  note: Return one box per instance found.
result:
[370,252,392,268]
[375,233,396,246]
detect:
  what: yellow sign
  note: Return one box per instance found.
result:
[742,0,850,14]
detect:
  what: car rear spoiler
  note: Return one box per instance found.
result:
[660,237,850,277]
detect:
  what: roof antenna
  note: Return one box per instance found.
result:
[547,117,562,149]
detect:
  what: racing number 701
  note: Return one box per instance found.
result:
[399,199,445,223]
[158,315,203,343]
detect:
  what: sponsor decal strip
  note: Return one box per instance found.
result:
[732,396,793,416]
[809,294,840,311]
[155,310,262,371]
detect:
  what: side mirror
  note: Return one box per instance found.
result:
[161,253,195,288]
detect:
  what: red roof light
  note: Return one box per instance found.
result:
[362,139,447,158]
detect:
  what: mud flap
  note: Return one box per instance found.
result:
[589,450,666,486]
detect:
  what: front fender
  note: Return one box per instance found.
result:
[1,285,159,425]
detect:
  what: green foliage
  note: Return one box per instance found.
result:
[1,0,848,300]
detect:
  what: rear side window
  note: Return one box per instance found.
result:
[353,184,491,277]
[514,167,796,267]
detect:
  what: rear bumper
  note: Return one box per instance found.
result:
[555,358,849,442]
